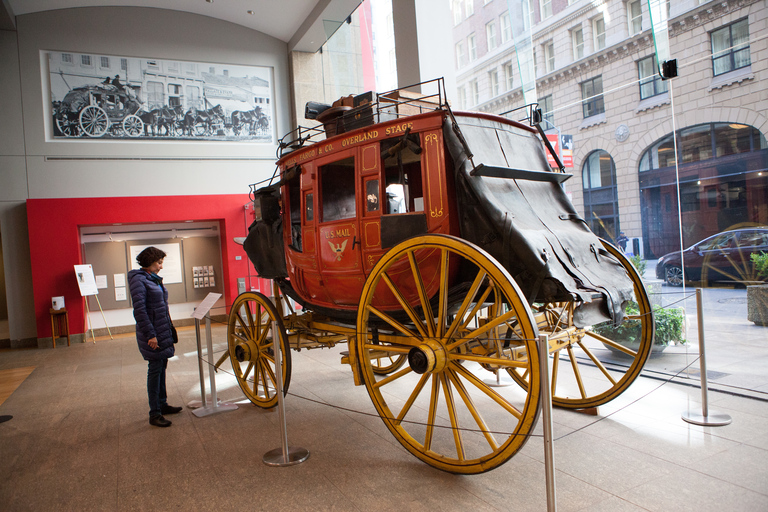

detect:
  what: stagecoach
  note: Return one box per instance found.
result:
[53,83,144,138]
[228,79,654,474]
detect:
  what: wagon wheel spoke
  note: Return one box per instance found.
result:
[407,251,436,338]
[357,235,540,474]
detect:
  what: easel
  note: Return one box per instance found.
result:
[74,264,113,342]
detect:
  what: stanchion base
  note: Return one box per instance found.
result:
[682,411,732,427]
[263,446,310,467]
[192,403,238,418]
[483,377,513,387]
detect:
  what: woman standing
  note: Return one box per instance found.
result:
[129,246,182,427]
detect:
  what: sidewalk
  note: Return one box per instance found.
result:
[641,260,768,398]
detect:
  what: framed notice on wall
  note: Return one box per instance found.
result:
[130,243,183,284]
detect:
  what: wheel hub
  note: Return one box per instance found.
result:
[408,339,447,374]
[234,339,261,362]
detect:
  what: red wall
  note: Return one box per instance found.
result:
[27,194,252,339]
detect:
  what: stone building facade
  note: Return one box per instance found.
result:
[452,0,767,257]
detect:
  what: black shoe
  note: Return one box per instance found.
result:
[149,415,172,427]
[161,404,183,415]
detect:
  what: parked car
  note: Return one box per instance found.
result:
[655,227,768,286]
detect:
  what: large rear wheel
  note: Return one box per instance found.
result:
[508,239,654,409]
[356,235,540,474]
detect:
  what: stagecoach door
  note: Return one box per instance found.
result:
[313,148,366,307]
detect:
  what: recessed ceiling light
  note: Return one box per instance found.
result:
[247,10,255,15]
[206,0,213,3]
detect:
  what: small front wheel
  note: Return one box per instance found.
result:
[227,292,291,408]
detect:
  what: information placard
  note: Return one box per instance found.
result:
[74,264,99,297]
[193,293,222,320]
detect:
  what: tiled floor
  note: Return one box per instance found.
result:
[1,324,767,511]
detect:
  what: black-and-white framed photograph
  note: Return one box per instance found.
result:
[48,51,274,142]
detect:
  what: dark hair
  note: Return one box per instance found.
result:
[136,246,167,268]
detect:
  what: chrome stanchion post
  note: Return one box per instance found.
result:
[539,334,557,512]
[263,304,309,466]
[682,288,731,427]
[190,317,207,409]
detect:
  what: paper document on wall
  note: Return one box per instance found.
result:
[95,275,108,289]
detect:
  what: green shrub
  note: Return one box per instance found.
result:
[629,254,647,277]
[593,302,685,346]
[750,252,768,281]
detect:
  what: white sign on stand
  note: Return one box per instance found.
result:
[74,264,112,341]
[190,293,237,418]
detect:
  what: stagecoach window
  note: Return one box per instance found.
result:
[321,157,356,222]
[366,180,380,212]
[306,193,314,221]
[288,171,302,251]
[382,136,424,215]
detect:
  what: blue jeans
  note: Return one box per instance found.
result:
[147,358,168,417]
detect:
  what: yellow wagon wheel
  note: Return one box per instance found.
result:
[356,234,540,474]
[227,291,291,408]
[508,239,654,409]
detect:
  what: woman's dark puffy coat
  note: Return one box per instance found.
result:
[129,269,175,360]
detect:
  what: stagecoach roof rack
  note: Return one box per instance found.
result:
[277,78,450,160]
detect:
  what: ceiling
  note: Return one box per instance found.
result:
[0,0,361,52]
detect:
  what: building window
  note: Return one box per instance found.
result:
[121,58,128,71]
[468,34,477,61]
[572,27,584,60]
[100,56,110,69]
[145,81,164,109]
[456,41,466,68]
[453,0,463,25]
[458,86,467,109]
[544,41,555,73]
[582,150,620,242]
[500,12,511,44]
[628,0,642,36]
[638,55,668,99]
[489,70,499,97]
[465,0,474,17]
[540,0,552,19]
[539,95,553,128]
[61,53,73,64]
[486,21,497,51]
[581,76,604,118]
[167,84,182,107]
[81,55,92,66]
[470,79,479,105]
[639,123,766,171]
[504,62,514,90]
[593,16,606,50]
[186,86,201,109]
[711,18,751,76]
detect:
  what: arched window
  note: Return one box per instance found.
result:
[582,150,620,242]
[638,123,768,258]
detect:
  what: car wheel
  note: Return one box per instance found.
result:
[665,265,684,286]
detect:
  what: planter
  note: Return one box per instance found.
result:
[596,304,686,356]
[747,284,768,326]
